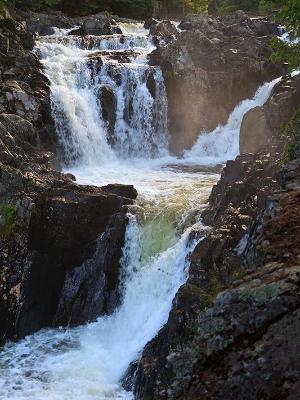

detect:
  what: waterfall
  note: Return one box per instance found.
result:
[0,216,198,400]
[0,20,282,400]
[183,77,282,164]
[36,24,168,165]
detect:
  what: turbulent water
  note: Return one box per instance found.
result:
[0,23,281,400]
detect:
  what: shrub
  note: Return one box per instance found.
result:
[0,204,17,237]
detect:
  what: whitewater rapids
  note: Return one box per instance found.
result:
[0,22,281,400]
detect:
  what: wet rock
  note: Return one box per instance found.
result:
[150,20,177,44]
[19,11,81,36]
[252,19,281,36]
[112,26,123,35]
[146,71,156,99]
[53,210,130,326]
[240,74,300,154]
[144,18,159,30]
[98,84,117,145]
[82,14,114,36]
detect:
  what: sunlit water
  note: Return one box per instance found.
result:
[0,22,281,400]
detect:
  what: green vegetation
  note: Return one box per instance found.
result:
[270,1,300,71]
[208,0,282,14]
[280,109,300,161]
[0,0,209,17]
[0,0,297,28]
[0,204,17,237]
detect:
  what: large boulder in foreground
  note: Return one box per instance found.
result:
[240,74,300,154]
[150,12,285,153]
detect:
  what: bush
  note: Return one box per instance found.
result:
[0,204,17,238]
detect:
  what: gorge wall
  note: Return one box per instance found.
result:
[0,15,137,344]
[150,12,285,153]
[133,74,300,400]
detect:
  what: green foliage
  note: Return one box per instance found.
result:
[270,1,300,70]
[185,0,209,13]
[208,0,274,14]
[1,0,61,11]
[0,204,17,238]
[0,0,10,13]
[279,108,300,161]
[271,36,300,71]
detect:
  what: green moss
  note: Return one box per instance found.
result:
[230,266,246,280]
[164,70,174,80]
[0,204,17,238]
[239,283,281,302]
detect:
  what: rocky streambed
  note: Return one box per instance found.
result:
[0,7,299,400]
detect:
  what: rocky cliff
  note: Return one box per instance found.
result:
[133,74,300,400]
[0,16,137,344]
[149,11,285,153]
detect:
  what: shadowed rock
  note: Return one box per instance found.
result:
[98,84,117,145]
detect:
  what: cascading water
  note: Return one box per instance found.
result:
[0,22,282,400]
[36,23,168,165]
[183,76,282,164]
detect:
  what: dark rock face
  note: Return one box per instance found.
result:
[20,11,119,37]
[150,12,285,153]
[133,77,300,399]
[98,84,117,146]
[53,211,128,326]
[0,18,58,154]
[0,18,138,344]
[240,74,300,154]
[144,18,159,30]
[150,20,178,45]
[146,71,156,99]
[82,14,114,36]
[19,11,80,36]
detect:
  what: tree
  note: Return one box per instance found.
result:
[270,0,300,71]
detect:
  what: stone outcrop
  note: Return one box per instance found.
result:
[19,10,120,37]
[133,75,300,399]
[18,10,81,35]
[150,20,178,45]
[0,18,57,154]
[240,74,300,154]
[98,84,117,146]
[0,17,137,344]
[149,12,285,153]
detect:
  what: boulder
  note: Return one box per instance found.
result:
[98,84,117,145]
[82,14,114,36]
[240,74,300,154]
[144,18,159,30]
[146,71,156,99]
[150,20,177,44]
[20,11,81,36]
